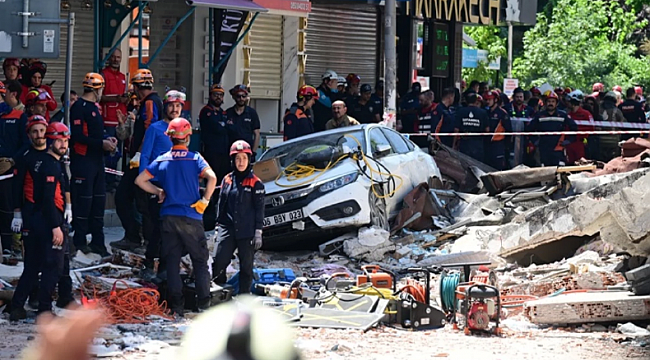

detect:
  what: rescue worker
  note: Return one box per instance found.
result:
[416,90,437,134]
[69,73,116,256]
[566,90,594,164]
[20,61,56,121]
[619,87,646,141]
[600,92,626,160]
[0,81,29,254]
[635,86,644,100]
[212,140,265,295]
[505,87,534,119]
[526,91,578,167]
[4,80,25,112]
[591,82,605,98]
[135,118,217,315]
[453,93,490,163]
[24,88,55,118]
[485,91,512,170]
[347,84,381,124]
[399,82,421,134]
[431,87,456,148]
[341,73,361,105]
[555,87,567,111]
[325,100,360,130]
[613,85,623,93]
[9,122,70,320]
[226,85,261,160]
[50,90,78,123]
[3,58,20,82]
[134,90,184,276]
[283,85,318,141]
[199,84,230,231]
[337,76,346,93]
[313,70,340,132]
[371,80,384,120]
[112,69,162,252]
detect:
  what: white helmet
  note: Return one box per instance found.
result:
[322,69,338,81]
[337,76,346,86]
[568,90,584,103]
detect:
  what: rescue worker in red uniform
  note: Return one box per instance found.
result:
[0,81,29,254]
[135,118,217,315]
[526,91,578,167]
[9,122,70,320]
[485,91,512,170]
[212,140,265,295]
[3,58,20,82]
[24,88,56,118]
[20,61,56,121]
[69,73,116,255]
[566,90,595,164]
[283,85,318,141]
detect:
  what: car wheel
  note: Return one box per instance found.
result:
[368,185,389,231]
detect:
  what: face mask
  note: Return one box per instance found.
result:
[331,88,338,94]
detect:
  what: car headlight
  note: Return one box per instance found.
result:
[318,172,359,193]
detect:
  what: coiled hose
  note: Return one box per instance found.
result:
[440,271,460,313]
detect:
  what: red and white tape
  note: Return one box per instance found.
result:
[105,167,124,176]
[511,117,650,129]
[406,130,650,137]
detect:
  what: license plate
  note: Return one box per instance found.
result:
[263,209,304,227]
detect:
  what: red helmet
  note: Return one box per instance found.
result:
[613,85,622,93]
[483,91,497,100]
[2,58,20,70]
[545,91,559,101]
[25,88,52,106]
[0,80,5,96]
[230,84,249,96]
[163,90,186,105]
[554,87,564,95]
[166,118,192,139]
[26,115,48,132]
[635,86,643,95]
[297,85,319,99]
[346,73,361,85]
[45,122,70,140]
[229,140,253,156]
[592,82,604,92]
[530,87,541,96]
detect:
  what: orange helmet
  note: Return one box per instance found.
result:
[297,85,319,99]
[82,72,105,89]
[230,84,249,96]
[131,68,154,85]
[25,88,52,106]
[346,73,361,85]
[229,140,253,156]
[210,84,225,94]
[0,80,5,96]
[26,115,48,132]
[612,85,623,93]
[166,117,192,139]
[2,58,20,70]
[545,91,559,101]
[163,90,186,105]
[592,82,604,92]
[46,122,70,140]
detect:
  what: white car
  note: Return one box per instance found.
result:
[258,124,442,250]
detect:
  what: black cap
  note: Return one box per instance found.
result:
[360,84,372,93]
[376,80,384,90]
[412,82,421,92]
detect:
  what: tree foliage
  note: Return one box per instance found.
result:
[461,26,507,84]
[513,0,650,91]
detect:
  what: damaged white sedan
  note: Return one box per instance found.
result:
[257,124,441,250]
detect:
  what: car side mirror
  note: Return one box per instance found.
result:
[374,144,392,157]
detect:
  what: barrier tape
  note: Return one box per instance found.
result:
[0,173,13,181]
[511,117,650,129]
[405,130,650,137]
[105,168,124,176]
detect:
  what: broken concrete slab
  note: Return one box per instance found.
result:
[343,227,396,262]
[524,291,650,325]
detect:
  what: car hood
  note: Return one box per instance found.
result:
[262,158,360,195]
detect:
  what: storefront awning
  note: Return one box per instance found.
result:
[186,0,268,12]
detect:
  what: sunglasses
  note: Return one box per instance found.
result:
[235,94,247,99]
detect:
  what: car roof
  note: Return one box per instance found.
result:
[276,124,375,147]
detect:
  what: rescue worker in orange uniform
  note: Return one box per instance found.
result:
[212,140,265,295]
[484,91,512,170]
[283,85,318,141]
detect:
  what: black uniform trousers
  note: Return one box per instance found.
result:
[161,215,210,313]
[11,210,66,313]
[212,225,254,295]
[0,172,14,252]
[115,167,142,244]
[70,158,106,250]
[202,154,231,231]
[144,183,162,269]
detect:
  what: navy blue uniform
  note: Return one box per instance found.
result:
[432,103,456,148]
[11,151,67,313]
[0,107,29,251]
[454,106,490,163]
[505,103,534,119]
[527,109,578,166]
[348,98,381,124]
[226,106,261,153]
[213,172,265,295]
[145,145,212,313]
[619,99,646,140]
[370,93,383,119]
[69,98,107,252]
[283,103,314,141]
[399,93,419,135]
[487,107,512,170]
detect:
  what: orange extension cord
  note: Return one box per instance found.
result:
[401,279,427,303]
[81,280,173,324]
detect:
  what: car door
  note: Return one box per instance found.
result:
[381,127,440,187]
[367,127,408,216]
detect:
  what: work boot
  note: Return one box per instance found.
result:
[197,298,211,313]
[9,307,27,322]
[110,238,140,251]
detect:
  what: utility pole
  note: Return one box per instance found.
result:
[507,22,513,78]
[384,0,397,128]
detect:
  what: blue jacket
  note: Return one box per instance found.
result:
[139,120,172,176]
[216,172,265,240]
[0,107,29,163]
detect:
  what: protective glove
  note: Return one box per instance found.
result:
[64,204,73,224]
[11,211,22,233]
[129,152,141,169]
[253,229,263,250]
[190,197,210,215]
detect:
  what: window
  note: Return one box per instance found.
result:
[368,128,393,157]
[381,128,411,154]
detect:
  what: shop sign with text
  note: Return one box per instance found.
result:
[406,0,537,26]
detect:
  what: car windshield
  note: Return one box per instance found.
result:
[261,130,366,168]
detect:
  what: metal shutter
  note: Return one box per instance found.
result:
[46,8,95,109]
[305,4,378,88]
[249,14,283,99]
